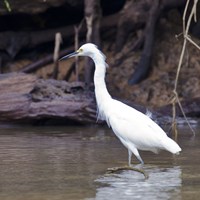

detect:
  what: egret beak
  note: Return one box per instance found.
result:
[59,51,79,61]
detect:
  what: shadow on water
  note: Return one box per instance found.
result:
[0,124,199,200]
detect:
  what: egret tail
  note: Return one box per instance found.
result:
[162,137,181,155]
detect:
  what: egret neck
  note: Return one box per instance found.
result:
[91,52,111,123]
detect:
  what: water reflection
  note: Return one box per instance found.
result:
[94,166,181,200]
[0,125,199,200]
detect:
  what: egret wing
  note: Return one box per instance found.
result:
[108,100,168,152]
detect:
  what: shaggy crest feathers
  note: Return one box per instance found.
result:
[80,43,108,68]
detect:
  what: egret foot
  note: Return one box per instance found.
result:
[106,166,149,179]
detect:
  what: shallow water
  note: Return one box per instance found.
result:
[0,124,199,200]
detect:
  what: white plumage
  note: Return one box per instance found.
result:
[61,43,181,165]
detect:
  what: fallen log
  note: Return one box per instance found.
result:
[0,72,156,125]
[0,73,198,126]
[0,72,97,124]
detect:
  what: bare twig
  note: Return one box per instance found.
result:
[52,32,62,79]
[84,0,101,86]
[186,35,200,50]
[74,19,84,81]
[172,0,198,136]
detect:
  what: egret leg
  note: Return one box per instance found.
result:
[132,148,144,165]
[106,148,148,179]
[128,149,132,166]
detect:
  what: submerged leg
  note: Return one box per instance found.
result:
[107,165,148,179]
[106,148,148,179]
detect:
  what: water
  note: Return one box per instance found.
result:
[0,124,199,200]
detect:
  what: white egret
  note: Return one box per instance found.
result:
[60,43,181,166]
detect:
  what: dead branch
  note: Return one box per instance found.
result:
[0,72,97,124]
[172,0,197,136]
[20,46,74,73]
[84,0,102,86]
[74,19,85,81]
[52,32,62,79]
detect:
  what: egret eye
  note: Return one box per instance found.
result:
[78,48,83,53]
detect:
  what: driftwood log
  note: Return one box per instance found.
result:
[0,72,149,125]
[0,73,199,125]
[0,73,97,124]
[0,72,154,125]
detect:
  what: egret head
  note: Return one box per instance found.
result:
[60,43,99,60]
